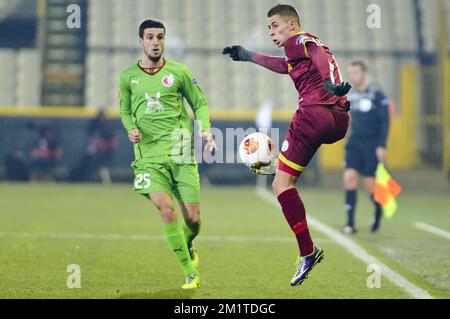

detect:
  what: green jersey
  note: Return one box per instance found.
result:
[119,59,211,163]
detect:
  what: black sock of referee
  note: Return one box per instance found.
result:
[371,195,382,226]
[345,190,357,227]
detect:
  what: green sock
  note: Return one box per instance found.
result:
[162,222,197,277]
[182,219,201,249]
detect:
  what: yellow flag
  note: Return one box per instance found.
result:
[374,164,402,219]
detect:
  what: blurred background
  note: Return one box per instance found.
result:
[0,0,449,189]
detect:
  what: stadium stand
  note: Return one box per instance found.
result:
[79,0,445,110]
[0,0,447,109]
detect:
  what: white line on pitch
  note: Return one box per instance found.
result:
[0,231,330,244]
[256,187,434,299]
[414,222,450,240]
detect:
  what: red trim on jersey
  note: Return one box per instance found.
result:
[137,58,166,76]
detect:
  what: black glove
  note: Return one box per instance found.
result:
[323,79,352,96]
[222,45,254,62]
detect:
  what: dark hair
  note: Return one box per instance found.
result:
[350,60,368,72]
[267,4,300,27]
[139,19,165,38]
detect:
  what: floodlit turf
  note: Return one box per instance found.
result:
[0,182,448,298]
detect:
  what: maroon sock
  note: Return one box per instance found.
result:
[277,188,314,256]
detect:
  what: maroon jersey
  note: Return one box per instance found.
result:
[284,32,347,110]
[247,31,351,175]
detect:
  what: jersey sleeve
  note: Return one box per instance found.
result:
[118,72,136,133]
[286,34,334,82]
[252,52,288,74]
[375,90,390,147]
[306,41,333,82]
[180,65,211,132]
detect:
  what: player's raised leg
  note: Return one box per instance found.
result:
[342,168,359,234]
[149,192,200,289]
[180,202,201,269]
[272,169,324,286]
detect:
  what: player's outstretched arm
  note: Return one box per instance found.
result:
[222,45,288,74]
[306,42,351,96]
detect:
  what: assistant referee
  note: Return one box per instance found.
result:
[341,61,390,234]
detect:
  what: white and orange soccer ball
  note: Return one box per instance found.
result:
[238,132,276,168]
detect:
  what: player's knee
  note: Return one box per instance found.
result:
[157,202,176,222]
[185,218,200,230]
[181,204,200,224]
[272,179,290,196]
[271,179,280,195]
[344,179,357,189]
[185,210,200,226]
[344,170,359,189]
[160,211,176,223]
[365,186,374,195]
[364,180,375,194]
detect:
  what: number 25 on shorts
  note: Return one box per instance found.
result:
[134,173,151,190]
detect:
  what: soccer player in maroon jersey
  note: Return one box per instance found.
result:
[223,4,351,286]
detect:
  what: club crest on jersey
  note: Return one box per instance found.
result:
[281,140,289,152]
[144,92,165,114]
[162,74,174,88]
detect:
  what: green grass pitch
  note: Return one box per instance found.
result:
[0,183,448,299]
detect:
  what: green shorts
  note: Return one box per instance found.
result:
[132,160,200,203]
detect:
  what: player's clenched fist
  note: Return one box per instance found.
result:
[128,128,142,143]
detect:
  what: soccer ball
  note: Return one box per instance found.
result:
[239,132,276,168]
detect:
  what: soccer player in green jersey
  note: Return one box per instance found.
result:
[118,19,215,289]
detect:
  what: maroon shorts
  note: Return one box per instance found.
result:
[278,105,350,177]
